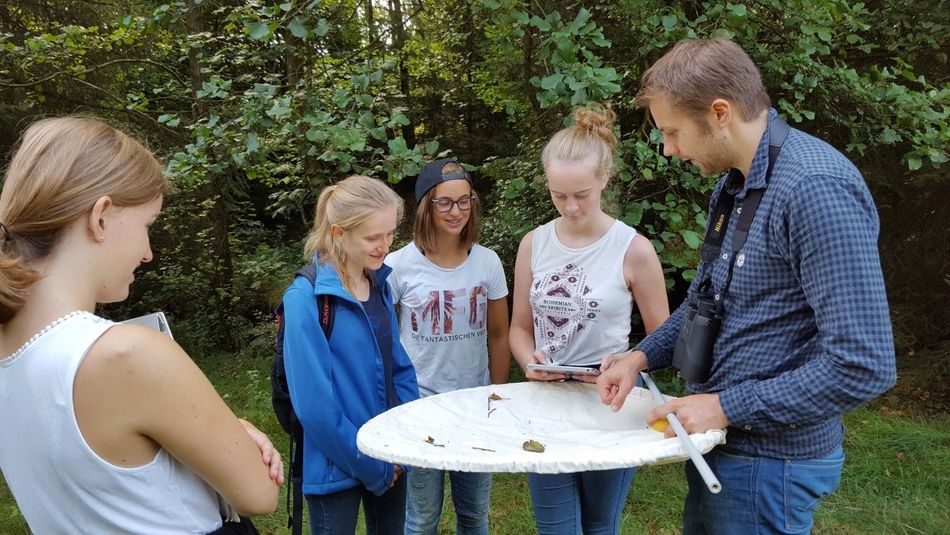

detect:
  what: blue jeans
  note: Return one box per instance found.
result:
[306,477,407,535]
[405,468,491,535]
[683,446,844,534]
[527,468,635,535]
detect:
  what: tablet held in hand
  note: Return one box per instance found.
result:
[526,363,600,376]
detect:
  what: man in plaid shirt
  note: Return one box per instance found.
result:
[598,38,896,534]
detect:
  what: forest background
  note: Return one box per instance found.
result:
[1,0,948,533]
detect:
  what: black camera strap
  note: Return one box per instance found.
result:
[697,116,790,302]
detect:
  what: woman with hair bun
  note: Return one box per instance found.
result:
[509,105,670,534]
[0,116,281,534]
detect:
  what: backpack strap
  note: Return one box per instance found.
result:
[296,262,317,285]
[296,262,334,339]
[289,426,304,535]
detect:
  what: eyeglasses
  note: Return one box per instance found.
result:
[431,195,476,213]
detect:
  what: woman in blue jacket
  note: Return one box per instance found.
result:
[282,174,420,535]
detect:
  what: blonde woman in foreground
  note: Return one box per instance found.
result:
[0,117,281,534]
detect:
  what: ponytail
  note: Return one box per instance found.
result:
[0,240,41,324]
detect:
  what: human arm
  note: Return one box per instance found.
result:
[75,326,279,516]
[391,464,405,488]
[487,297,511,384]
[716,176,896,431]
[596,234,680,402]
[237,418,285,485]
[508,231,566,382]
[485,250,512,384]
[282,284,394,495]
[624,233,670,335]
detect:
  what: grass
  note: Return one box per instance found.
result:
[2,347,948,534]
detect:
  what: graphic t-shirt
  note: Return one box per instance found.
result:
[530,219,637,366]
[386,243,508,397]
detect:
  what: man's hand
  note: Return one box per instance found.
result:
[238,418,284,485]
[597,350,647,411]
[646,393,729,438]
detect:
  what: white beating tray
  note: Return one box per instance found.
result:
[357,382,725,473]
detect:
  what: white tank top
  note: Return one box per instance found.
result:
[530,219,637,366]
[0,312,225,534]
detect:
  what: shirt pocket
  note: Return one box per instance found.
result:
[726,239,799,307]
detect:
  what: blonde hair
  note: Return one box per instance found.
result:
[303,175,404,294]
[413,162,480,254]
[0,116,168,324]
[541,104,618,181]
[634,38,770,123]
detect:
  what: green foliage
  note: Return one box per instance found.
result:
[1,0,443,346]
[522,8,622,108]
[1,0,947,344]
[0,1,947,531]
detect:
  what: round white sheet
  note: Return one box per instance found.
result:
[357,382,726,473]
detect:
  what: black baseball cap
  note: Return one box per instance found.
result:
[414,158,472,201]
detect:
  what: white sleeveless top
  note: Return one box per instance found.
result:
[0,312,225,534]
[530,220,637,366]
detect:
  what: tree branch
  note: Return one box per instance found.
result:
[0,58,186,88]
[68,76,188,141]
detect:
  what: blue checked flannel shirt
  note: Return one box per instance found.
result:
[637,109,896,458]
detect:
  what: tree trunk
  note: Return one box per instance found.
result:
[389,0,415,147]
[463,0,476,135]
[185,2,207,117]
[364,0,376,46]
[284,29,304,88]
[186,1,234,346]
[523,25,540,114]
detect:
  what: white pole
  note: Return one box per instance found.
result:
[640,371,722,494]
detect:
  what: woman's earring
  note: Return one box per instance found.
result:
[98,236,104,242]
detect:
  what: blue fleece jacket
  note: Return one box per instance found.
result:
[282,258,420,496]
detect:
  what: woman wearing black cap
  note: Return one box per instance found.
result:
[386,159,511,535]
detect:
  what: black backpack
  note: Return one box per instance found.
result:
[272,262,334,535]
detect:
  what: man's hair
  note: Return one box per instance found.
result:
[634,38,770,122]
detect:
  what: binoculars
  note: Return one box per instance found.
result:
[672,290,722,383]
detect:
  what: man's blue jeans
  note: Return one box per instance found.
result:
[405,467,491,535]
[683,446,844,534]
[306,477,407,535]
[527,468,635,535]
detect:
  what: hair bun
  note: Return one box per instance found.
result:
[573,104,618,149]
